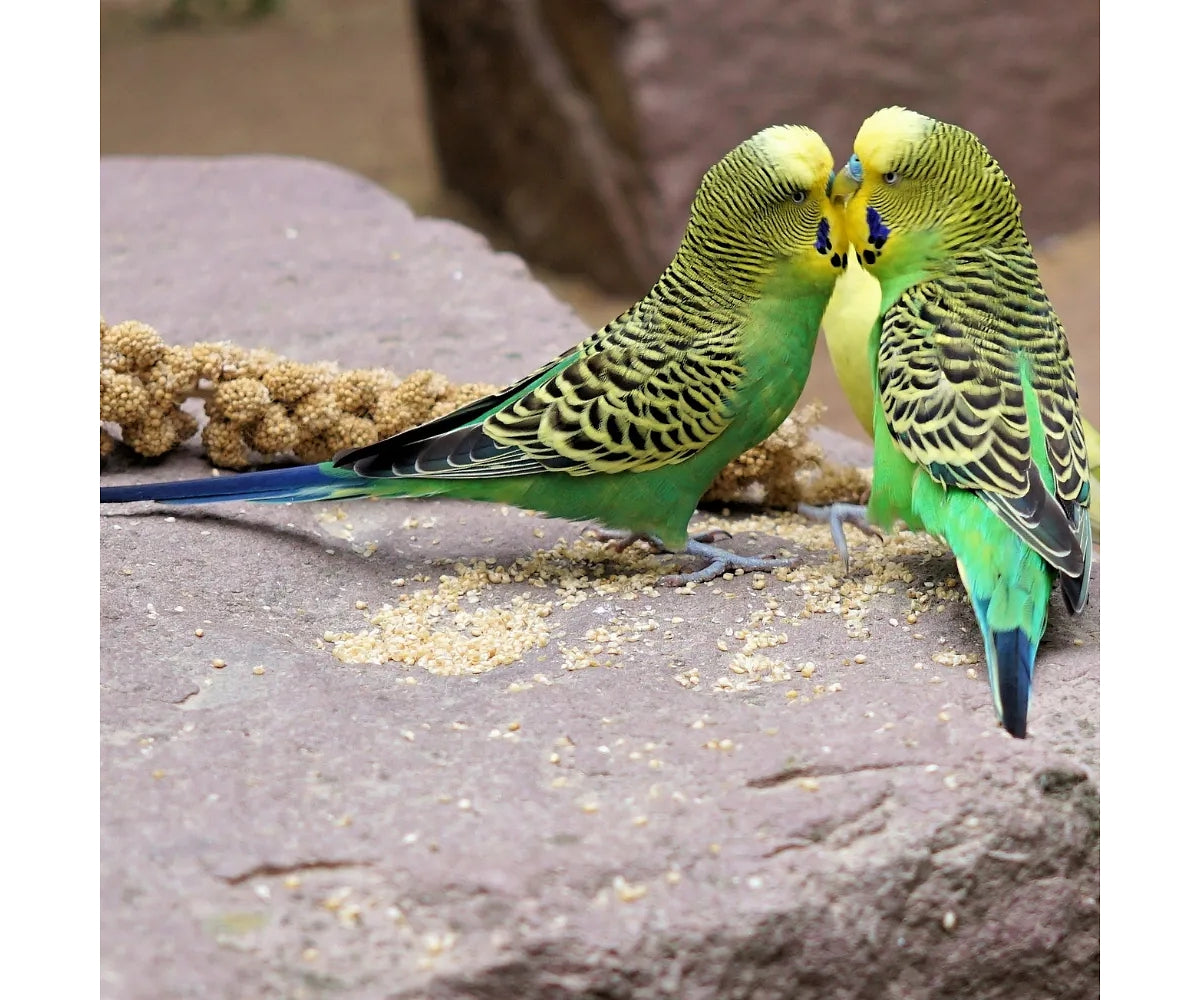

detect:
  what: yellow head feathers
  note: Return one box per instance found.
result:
[852,106,935,174]
[751,124,835,194]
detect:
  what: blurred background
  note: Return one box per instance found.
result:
[100,0,1099,444]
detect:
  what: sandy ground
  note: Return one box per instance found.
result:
[99,0,1099,444]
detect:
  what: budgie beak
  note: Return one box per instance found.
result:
[830,162,862,206]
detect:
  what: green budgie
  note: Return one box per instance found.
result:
[818,216,1102,541]
[825,107,1092,737]
[101,125,844,586]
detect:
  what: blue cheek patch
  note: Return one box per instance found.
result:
[814,217,832,255]
[866,206,890,250]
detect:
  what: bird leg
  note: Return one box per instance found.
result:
[659,535,798,587]
[586,526,784,586]
[795,502,882,571]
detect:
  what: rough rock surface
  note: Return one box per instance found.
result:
[100,157,1099,999]
[415,0,1099,290]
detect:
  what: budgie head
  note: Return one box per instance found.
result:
[832,106,1024,275]
[682,125,842,290]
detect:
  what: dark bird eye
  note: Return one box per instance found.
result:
[883,171,899,185]
[791,189,807,204]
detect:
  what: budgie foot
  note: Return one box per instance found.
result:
[583,527,778,585]
[584,526,733,553]
[796,502,883,571]
[659,536,797,587]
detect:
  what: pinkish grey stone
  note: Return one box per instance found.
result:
[414,0,1098,291]
[100,157,1098,999]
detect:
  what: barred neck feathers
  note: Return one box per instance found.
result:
[677,211,778,303]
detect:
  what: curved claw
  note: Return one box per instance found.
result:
[796,502,882,571]
[689,528,733,545]
[582,527,665,554]
[659,537,799,587]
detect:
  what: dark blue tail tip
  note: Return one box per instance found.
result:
[993,628,1033,739]
[1001,709,1028,739]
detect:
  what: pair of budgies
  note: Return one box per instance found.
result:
[101,109,1094,739]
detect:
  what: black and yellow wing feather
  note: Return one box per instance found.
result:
[336,296,746,480]
[877,245,1091,583]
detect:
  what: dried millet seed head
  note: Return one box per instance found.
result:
[202,417,252,468]
[98,321,869,511]
[100,370,152,425]
[263,361,331,402]
[248,403,300,455]
[101,320,166,373]
[210,378,272,426]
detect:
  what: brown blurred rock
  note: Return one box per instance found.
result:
[415,0,1098,291]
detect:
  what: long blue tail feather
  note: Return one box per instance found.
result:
[99,463,363,505]
[970,592,1035,739]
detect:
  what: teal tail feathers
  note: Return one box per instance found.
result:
[100,463,366,505]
